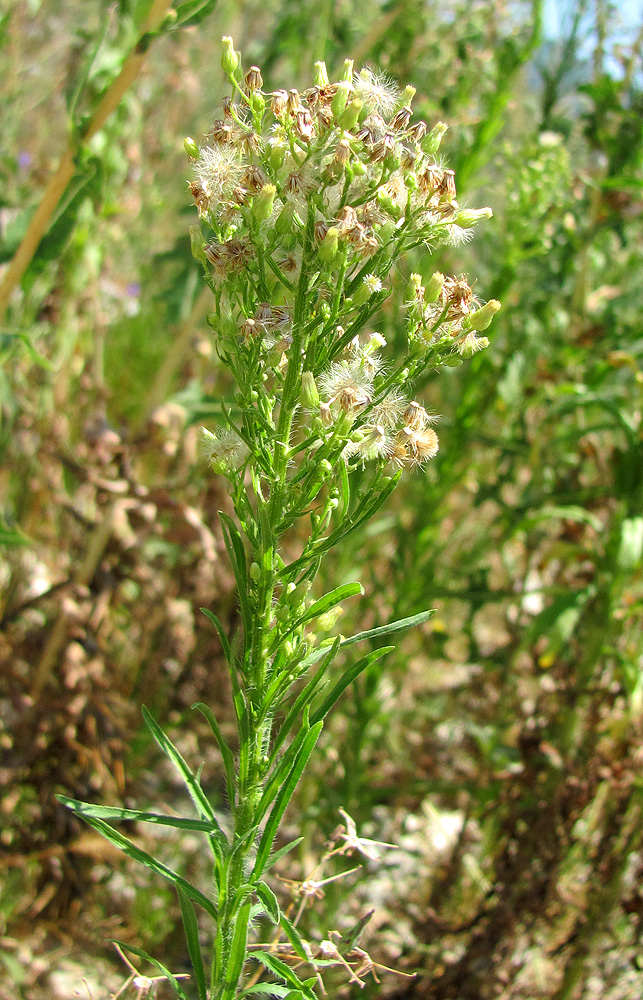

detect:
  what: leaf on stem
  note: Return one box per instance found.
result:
[56,796,220,833]
[141,706,227,852]
[75,816,218,918]
[253,722,323,878]
[310,646,394,725]
[341,609,435,646]
[192,702,237,810]
[177,888,208,1000]
[112,941,191,1000]
[255,880,280,923]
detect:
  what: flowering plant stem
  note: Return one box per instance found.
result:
[60,40,500,999]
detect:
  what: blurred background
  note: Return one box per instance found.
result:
[1,1,643,997]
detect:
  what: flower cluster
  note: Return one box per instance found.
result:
[188,38,500,479]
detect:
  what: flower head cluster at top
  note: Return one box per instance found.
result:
[187,38,500,477]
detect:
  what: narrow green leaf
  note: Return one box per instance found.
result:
[296,582,363,628]
[255,881,280,924]
[241,985,290,998]
[177,888,207,1000]
[223,900,252,1000]
[79,816,217,918]
[113,941,191,1000]
[261,713,311,819]
[57,795,218,833]
[219,513,252,640]
[253,722,323,878]
[279,913,308,961]
[141,707,226,846]
[174,0,219,27]
[192,702,236,809]
[251,953,316,1000]
[341,610,435,647]
[270,638,341,758]
[200,607,233,664]
[261,837,304,873]
[311,647,393,725]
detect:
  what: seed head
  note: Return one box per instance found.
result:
[353,67,400,116]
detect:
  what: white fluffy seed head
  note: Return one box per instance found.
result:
[353,67,400,116]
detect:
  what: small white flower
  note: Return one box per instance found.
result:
[363,274,383,294]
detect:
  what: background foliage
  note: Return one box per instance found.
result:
[1,1,642,998]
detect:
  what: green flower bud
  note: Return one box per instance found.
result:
[320,226,340,262]
[454,206,493,228]
[184,136,199,159]
[253,184,276,222]
[407,273,423,300]
[352,159,367,176]
[250,91,266,116]
[269,142,286,171]
[331,81,351,119]
[249,561,261,581]
[469,299,501,331]
[314,61,329,86]
[376,189,401,220]
[317,607,344,632]
[425,271,445,303]
[337,98,362,131]
[402,84,416,105]
[423,121,448,156]
[340,58,354,82]
[300,371,320,408]
[221,36,238,76]
[320,459,333,475]
[459,333,489,358]
[275,200,295,235]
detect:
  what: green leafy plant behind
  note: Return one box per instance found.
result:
[60,36,498,999]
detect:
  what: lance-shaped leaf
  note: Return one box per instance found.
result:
[193,702,237,810]
[341,609,435,647]
[113,941,191,1000]
[77,816,217,918]
[253,722,323,878]
[279,913,309,962]
[261,836,304,873]
[269,638,341,758]
[200,607,233,665]
[255,880,280,924]
[222,900,253,1000]
[241,985,291,998]
[177,888,207,1000]
[310,647,393,725]
[251,952,316,1000]
[287,582,363,635]
[219,512,252,641]
[57,795,219,834]
[141,707,227,852]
